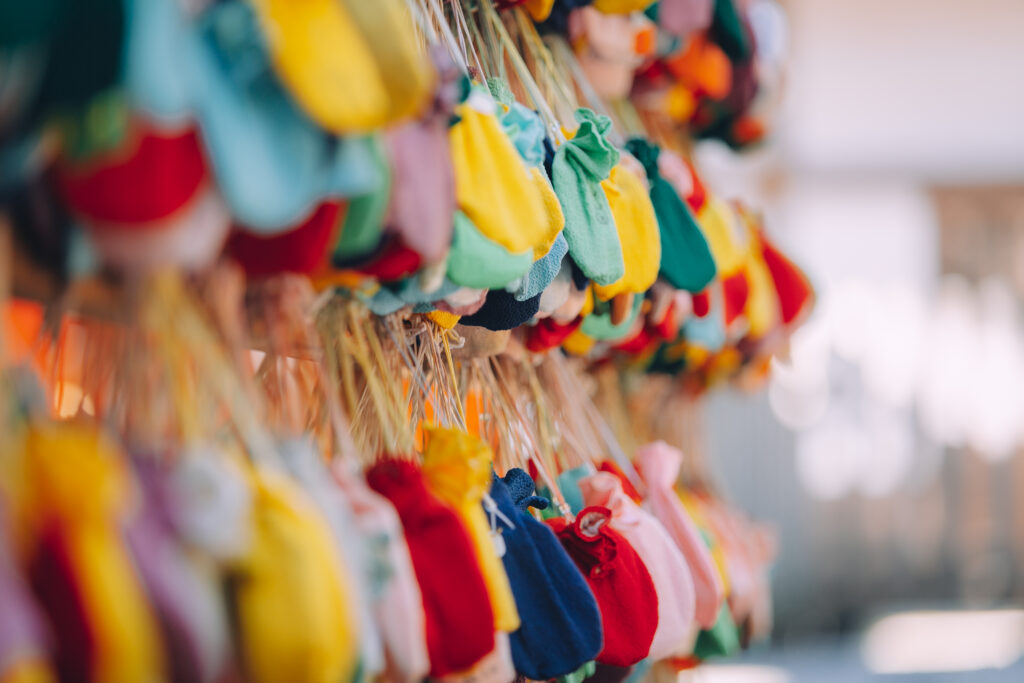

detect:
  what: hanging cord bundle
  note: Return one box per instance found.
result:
[539,352,648,497]
[316,298,418,460]
[44,269,283,467]
[239,275,365,467]
[383,315,468,440]
[467,352,571,517]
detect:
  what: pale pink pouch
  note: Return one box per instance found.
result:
[572,8,655,99]
[618,151,648,185]
[383,115,455,266]
[89,186,231,272]
[656,150,695,205]
[705,503,769,630]
[381,48,459,267]
[746,523,777,641]
[657,0,713,39]
[333,464,431,683]
[580,472,696,659]
[636,442,725,629]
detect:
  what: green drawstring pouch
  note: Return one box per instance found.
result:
[446,210,533,290]
[334,135,390,263]
[538,464,593,519]
[551,109,624,286]
[558,660,597,683]
[581,296,642,341]
[710,0,753,62]
[626,138,716,293]
[694,603,742,660]
[0,1,65,47]
[3,0,124,114]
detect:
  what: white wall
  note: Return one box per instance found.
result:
[779,0,1024,182]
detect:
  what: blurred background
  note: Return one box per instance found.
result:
[693,0,1024,679]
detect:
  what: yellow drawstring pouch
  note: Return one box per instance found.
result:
[231,466,359,683]
[248,0,388,133]
[421,427,520,634]
[593,164,662,300]
[340,0,434,124]
[530,166,566,259]
[677,490,731,597]
[524,0,556,21]
[696,196,744,275]
[741,238,778,339]
[450,94,550,257]
[736,211,780,339]
[15,423,164,683]
[592,0,657,13]
[562,328,597,356]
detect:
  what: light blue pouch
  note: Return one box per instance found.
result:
[124,0,380,232]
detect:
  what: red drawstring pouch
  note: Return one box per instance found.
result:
[366,459,495,677]
[548,506,659,667]
[53,122,208,226]
[721,271,750,328]
[759,234,814,326]
[525,316,583,353]
[226,201,345,279]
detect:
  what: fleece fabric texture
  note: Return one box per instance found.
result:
[367,459,495,677]
[447,210,534,290]
[531,166,569,258]
[593,164,662,300]
[635,442,724,629]
[580,473,697,660]
[459,288,542,331]
[489,83,566,257]
[512,232,569,301]
[365,276,463,316]
[450,92,551,256]
[548,506,659,667]
[491,469,603,680]
[551,109,624,286]
[496,99,547,169]
[422,427,520,633]
[626,138,716,292]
